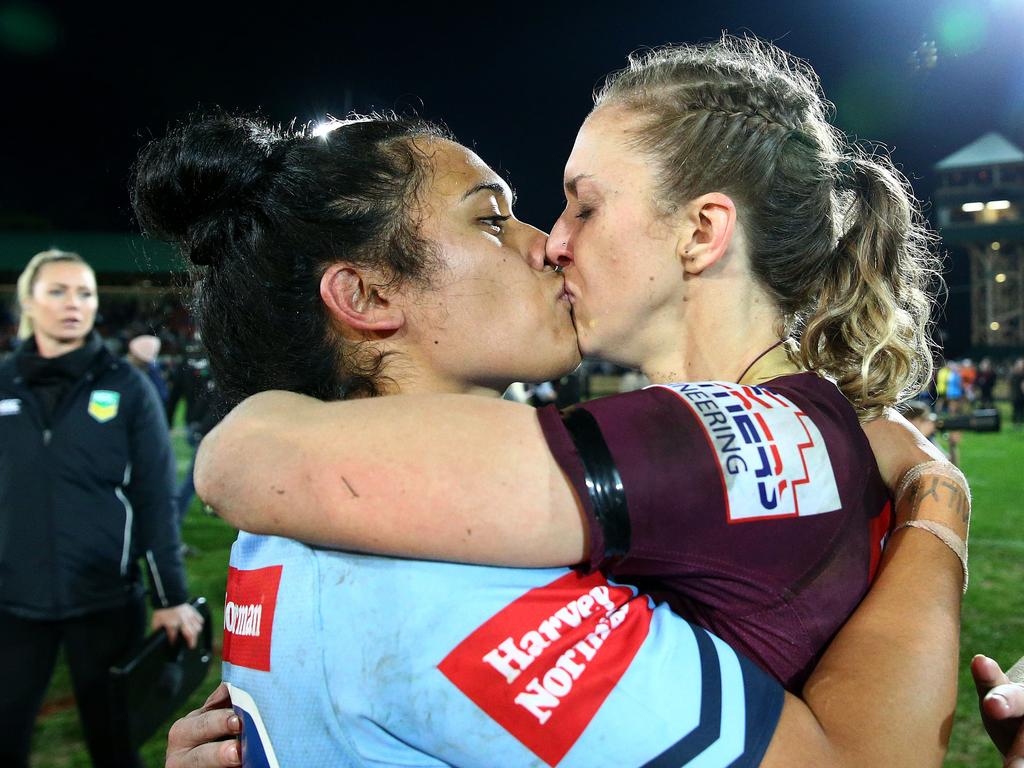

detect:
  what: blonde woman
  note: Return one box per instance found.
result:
[0,250,202,767]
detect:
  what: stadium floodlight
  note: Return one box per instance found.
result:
[986,200,1012,210]
[962,202,985,212]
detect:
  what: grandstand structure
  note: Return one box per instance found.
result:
[0,231,181,284]
[934,132,1024,350]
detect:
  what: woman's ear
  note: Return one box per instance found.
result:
[320,264,405,333]
[677,192,737,275]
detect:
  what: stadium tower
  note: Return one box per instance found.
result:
[934,132,1024,351]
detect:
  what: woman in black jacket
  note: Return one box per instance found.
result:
[0,249,203,768]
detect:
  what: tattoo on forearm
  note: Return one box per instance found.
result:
[914,477,942,510]
[909,477,969,524]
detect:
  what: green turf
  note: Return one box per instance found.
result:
[945,408,1024,768]
[30,414,1024,766]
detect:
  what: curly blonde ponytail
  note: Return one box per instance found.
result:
[797,153,939,417]
[596,35,941,418]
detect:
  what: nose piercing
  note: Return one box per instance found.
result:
[562,241,567,248]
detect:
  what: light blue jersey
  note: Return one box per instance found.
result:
[222,533,783,767]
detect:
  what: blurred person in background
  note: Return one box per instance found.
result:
[1011,358,1024,430]
[945,361,963,415]
[960,358,977,405]
[0,305,17,354]
[976,358,996,410]
[127,333,169,404]
[934,359,951,413]
[166,336,223,529]
[0,249,203,768]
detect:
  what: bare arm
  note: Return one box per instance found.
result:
[196,391,587,565]
[184,450,967,767]
[200,394,968,765]
[761,441,968,767]
[195,388,955,574]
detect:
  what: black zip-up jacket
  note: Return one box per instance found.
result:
[0,334,189,619]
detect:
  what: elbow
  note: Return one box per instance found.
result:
[193,420,245,527]
[194,394,273,528]
[193,424,227,518]
[194,390,304,531]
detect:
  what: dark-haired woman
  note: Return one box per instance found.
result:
[0,250,203,768]
[136,103,967,765]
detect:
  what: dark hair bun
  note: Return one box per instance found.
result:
[131,108,448,407]
[132,116,280,266]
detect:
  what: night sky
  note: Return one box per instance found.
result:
[3,1,1024,349]
[5,0,1022,227]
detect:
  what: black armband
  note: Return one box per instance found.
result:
[560,407,631,558]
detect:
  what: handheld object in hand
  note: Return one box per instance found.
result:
[108,597,214,752]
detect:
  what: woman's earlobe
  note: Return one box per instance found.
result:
[681,245,715,275]
[679,193,737,275]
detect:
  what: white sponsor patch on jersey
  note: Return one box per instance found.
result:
[654,382,841,523]
[0,398,21,416]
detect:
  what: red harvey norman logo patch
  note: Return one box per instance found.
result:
[438,570,653,767]
[223,565,282,672]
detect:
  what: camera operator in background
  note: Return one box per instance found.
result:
[904,400,961,467]
[0,249,202,768]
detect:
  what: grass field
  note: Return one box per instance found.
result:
[29,411,1024,767]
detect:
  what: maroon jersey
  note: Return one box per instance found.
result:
[537,371,892,690]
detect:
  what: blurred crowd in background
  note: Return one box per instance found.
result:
[3,290,1024,425]
[0,292,193,364]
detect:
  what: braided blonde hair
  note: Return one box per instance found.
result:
[596,36,940,418]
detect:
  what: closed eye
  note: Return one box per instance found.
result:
[479,215,511,234]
